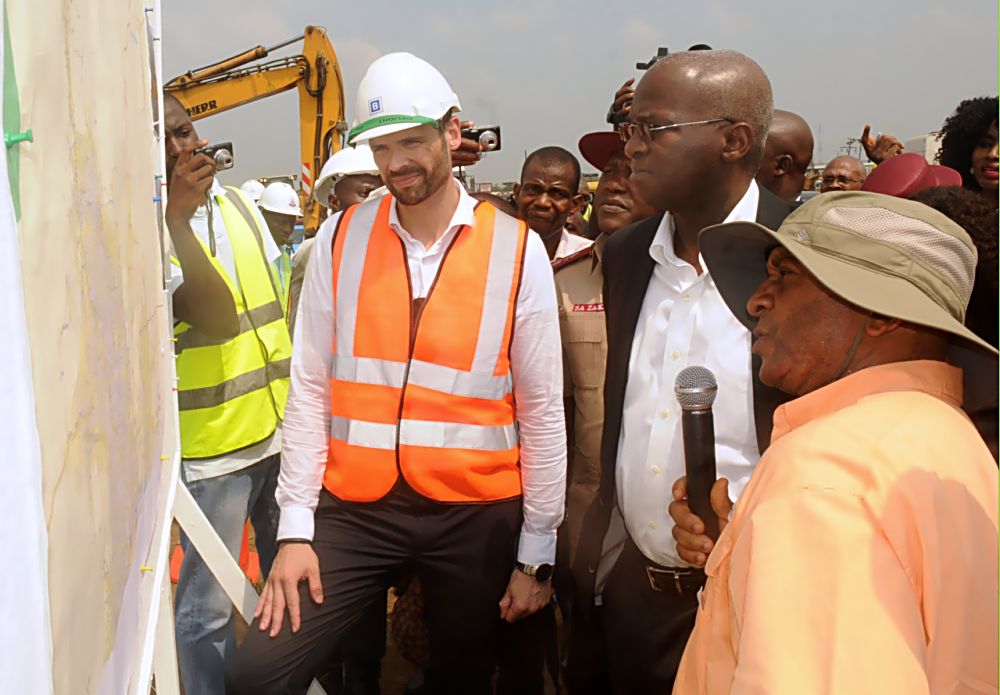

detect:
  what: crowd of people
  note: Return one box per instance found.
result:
[161,43,999,695]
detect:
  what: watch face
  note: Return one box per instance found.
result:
[535,563,554,583]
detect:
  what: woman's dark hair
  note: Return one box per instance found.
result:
[937,97,999,191]
[910,185,998,347]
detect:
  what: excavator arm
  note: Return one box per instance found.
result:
[165,26,346,231]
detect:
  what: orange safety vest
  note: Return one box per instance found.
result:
[326,195,528,502]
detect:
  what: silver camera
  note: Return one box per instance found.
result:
[461,126,501,152]
[194,141,235,171]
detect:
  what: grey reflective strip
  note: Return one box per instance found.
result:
[335,199,382,357]
[331,355,407,388]
[176,301,285,354]
[399,419,518,451]
[224,189,283,309]
[178,357,291,411]
[407,359,512,400]
[330,417,518,452]
[471,212,522,373]
[329,416,397,450]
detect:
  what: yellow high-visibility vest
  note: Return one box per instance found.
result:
[173,187,292,459]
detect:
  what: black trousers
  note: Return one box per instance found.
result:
[599,538,705,695]
[225,482,522,695]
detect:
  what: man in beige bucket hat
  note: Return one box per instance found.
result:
[668,191,998,693]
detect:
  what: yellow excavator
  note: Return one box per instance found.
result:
[165,26,347,231]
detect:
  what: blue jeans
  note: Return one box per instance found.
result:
[175,454,280,695]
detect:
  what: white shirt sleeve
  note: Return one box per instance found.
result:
[275,213,339,541]
[511,231,567,565]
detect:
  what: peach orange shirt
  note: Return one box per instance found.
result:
[674,360,998,695]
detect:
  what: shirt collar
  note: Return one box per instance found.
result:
[649,179,760,269]
[194,179,227,219]
[388,177,476,240]
[771,360,964,444]
[593,232,609,269]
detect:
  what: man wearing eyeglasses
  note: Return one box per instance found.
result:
[819,155,868,193]
[571,49,795,694]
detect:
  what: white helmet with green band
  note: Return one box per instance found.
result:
[348,52,461,145]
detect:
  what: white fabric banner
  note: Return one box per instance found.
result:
[0,0,53,689]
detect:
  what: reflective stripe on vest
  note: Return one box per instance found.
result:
[174,187,292,459]
[326,195,527,502]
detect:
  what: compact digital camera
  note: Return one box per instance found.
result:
[461,126,501,152]
[194,142,235,171]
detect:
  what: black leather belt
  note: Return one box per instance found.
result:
[644,566,706,596]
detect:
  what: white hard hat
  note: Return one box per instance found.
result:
[240,179,265,203]
[314,145,380,207]
[348,52,461,145]
[258,182,302,217]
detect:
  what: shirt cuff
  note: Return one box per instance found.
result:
[277,505,315,542]
[517,528,557,565]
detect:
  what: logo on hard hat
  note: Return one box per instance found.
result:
[368,98,382,115]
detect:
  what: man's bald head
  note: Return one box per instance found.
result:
[625,49,775,215]
[646,49,774,170]
[756,109,815,202]
[820,155,867,193]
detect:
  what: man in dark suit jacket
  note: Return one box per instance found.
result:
[567,49,796,695]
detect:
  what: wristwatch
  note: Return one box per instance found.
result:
[515,561,554,583]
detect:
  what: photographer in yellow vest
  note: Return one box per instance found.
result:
[163,92,292,695]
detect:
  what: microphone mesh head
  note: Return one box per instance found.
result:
[674,366,718,410]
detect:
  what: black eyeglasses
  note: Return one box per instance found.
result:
[618,117,734,143]
[820,175,864,186]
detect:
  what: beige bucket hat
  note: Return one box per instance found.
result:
[699,190,998,410]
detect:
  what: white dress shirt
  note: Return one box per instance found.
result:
[169,179,284,481]
[616,180,761,567]
[277,180,567,565]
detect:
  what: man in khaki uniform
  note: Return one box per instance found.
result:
[556,130,657,692]
[554,130,657,614]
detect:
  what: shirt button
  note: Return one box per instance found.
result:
[660,408,670,418]
[671,350,681,360]
[682,294,691,302]
[649,522,657,530]
[651,466,660,475]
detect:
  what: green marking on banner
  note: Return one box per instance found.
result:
[3,6,21,220]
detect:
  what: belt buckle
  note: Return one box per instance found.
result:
[645,566,694,595]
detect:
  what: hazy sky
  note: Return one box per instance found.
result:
[163,0,998,187]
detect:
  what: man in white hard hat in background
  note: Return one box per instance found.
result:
[315,144,383,214]
[288,146,383,333]
[227,52,566,695]
[163,92,292,695]
[241,178,266,204]
[257,181,301,313]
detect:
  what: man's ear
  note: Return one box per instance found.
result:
[512,183,521,200]
[866,313,903,337]
[775,153,793,176]
[720,122,753,164]
[444,115,462,151]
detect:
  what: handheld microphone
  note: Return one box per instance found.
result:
[675,366,720,541]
